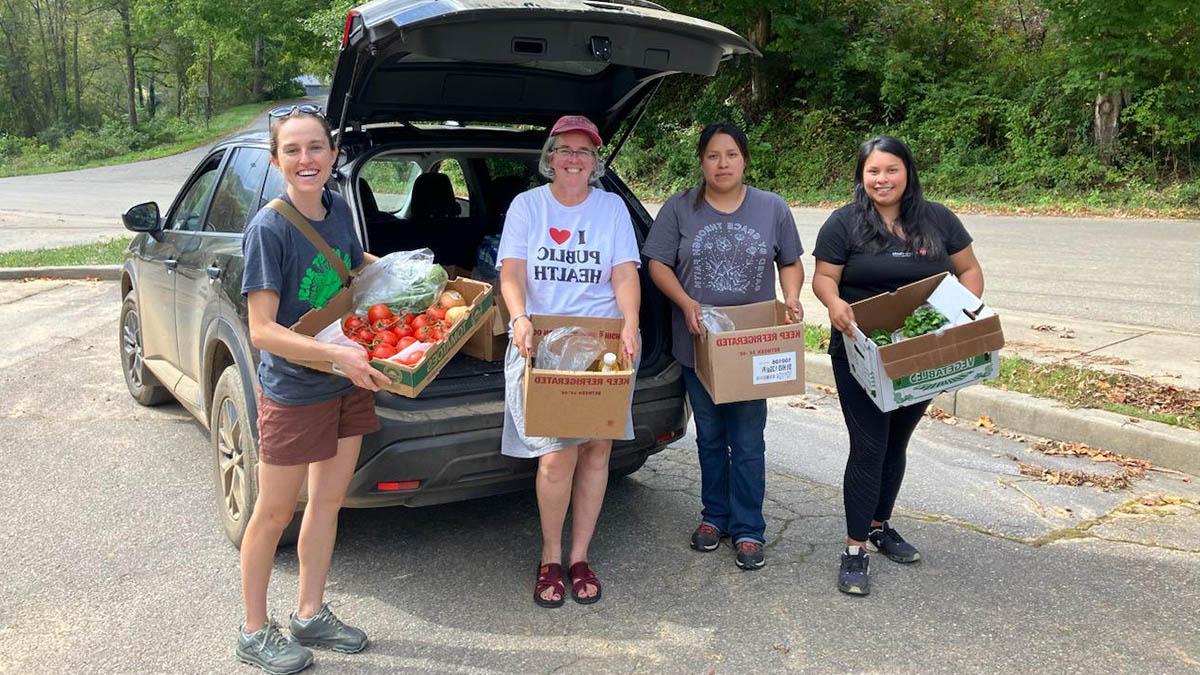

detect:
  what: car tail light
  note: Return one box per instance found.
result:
[656,429,683,444]
[376,480,419,492]
[341,10,360,48]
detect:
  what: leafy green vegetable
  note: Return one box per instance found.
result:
[868,329,893,346]
[902,307,949,338]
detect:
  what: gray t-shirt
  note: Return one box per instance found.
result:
[241,192,364,405]
[642,187,803,368]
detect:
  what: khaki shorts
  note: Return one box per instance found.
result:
[256,388,381,466]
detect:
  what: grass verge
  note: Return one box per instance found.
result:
[0,237,131,267]
[801,325,1199,431]
[988,357,1200,431]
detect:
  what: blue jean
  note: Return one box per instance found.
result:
[681,367,768,545]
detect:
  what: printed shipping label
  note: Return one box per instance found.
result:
[752,352,797,385]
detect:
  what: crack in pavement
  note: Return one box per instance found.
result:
[0,281,68,307]
[898,497,1200,555]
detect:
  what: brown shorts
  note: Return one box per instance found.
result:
[256,388,381,466]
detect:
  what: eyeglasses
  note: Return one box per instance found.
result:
[551,147,597,161]
[268,104,325,120]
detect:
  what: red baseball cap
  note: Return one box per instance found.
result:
[549,115,603,147]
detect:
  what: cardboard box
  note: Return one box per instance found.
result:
[843,272,1004,411]
[523,315,634,439]
[461,307,509,361]
[290,277,494,398]
[693,300,806,404]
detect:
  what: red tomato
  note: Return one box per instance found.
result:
[354,327,375,344]
[401,351,423,366]
[392,324,413,339]
[371,317,398,333]
[342,316,365,335]
[412,314,429,329]
[377,331,399,347]
[414,324,435,342]
[426,306,447,321]
[396,337,417,351]
[400,312,415,327]
[367,304,393,324]
[370,343,398,359]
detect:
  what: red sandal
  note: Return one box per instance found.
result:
[568,561,602,605]
[533,563,565,608]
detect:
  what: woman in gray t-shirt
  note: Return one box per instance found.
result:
[642,122,804,571]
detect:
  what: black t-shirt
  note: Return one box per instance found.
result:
[812,201,973,355]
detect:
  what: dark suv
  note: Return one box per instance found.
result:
[119,0,754,547]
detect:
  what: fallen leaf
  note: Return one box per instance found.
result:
[976,415,997,432]
[787,397,816,410]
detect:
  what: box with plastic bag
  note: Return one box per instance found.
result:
[517,315,636,439]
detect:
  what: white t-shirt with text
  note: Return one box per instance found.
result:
[496,184,641,319]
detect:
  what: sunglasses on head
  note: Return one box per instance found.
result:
[268,104,325,120]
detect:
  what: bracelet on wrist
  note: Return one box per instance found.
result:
[508,313,530,330]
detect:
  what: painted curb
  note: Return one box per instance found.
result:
[0,265,120,281]
[803,352,1199,476]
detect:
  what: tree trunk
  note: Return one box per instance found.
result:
[205,41,214,126]
[72,19,80,123]
[252,34,264,101]
[176,70,185,118]
[748,7,771,105]
[121,6,137,127]
[148,77,156,120]
[1093,91,1123,159]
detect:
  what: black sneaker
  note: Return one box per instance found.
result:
[867,522,921,563]
[236,621,314,675]
[734,541,766,570]
[838,546,870,596]
[690,523,723,552]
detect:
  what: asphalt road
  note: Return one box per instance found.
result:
[2,279,1198,673]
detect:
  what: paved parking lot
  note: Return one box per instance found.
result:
[1,280,1198,674]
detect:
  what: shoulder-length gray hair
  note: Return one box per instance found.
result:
[537,134,607,185]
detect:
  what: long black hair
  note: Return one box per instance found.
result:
[692,121,751,210]
[851,135,941,257]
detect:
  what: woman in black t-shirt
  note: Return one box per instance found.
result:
[811,135,985,596]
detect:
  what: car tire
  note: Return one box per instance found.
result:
[120,291,172,406]
[210,365,303,549]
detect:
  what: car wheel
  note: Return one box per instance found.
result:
[211,365,301,549]
[120,291,172,406]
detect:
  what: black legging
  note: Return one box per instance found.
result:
[831,355,931,541]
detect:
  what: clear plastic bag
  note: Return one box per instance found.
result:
[351,248,449,314]
[536,326,606,372]
[504,343,584,453]
[700,306,737,333]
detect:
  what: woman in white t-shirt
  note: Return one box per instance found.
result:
[496,115,641,608]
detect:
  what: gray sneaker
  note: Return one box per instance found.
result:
[289,604,369,654]
[236,621,314,675]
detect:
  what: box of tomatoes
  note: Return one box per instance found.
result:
[290,276,494,398]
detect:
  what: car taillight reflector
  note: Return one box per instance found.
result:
[376,480,419,492]
[656,429,683,444]
[341,11,360,48]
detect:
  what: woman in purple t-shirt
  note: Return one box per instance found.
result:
[643,122,805,571]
